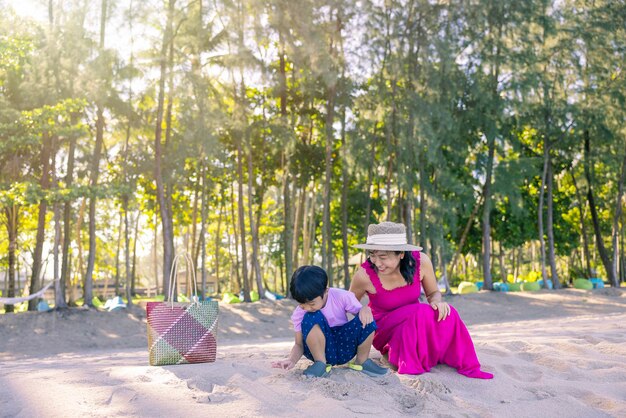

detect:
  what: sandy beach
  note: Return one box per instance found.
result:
[1,288,625,417]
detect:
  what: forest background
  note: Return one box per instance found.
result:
[1,0,624,313]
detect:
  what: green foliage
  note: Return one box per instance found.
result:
[1,0,624,307]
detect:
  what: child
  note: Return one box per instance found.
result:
[271,265,388,378]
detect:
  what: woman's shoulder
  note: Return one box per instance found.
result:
[353,266,370,282]
[416,251,432,265]
[349,267,371,288]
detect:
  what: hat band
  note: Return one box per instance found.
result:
[366,233,407,245]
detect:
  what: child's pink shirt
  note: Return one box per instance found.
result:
[290,288,363,332]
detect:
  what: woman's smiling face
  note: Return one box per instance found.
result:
[367,250,403,274]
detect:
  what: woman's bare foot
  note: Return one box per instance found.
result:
[380,353,398,371]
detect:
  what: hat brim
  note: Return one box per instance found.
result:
[353,243,422,251]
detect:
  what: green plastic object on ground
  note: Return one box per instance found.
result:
[458,281,478,294]
[508,282,521,292]
[222,292,241,304]
[573,278,593,290]
[521,282,541,291]
[250,290,260,302]
[92,296,104,308]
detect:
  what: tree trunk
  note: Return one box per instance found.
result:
[340,104,350,289]
[153,212,159,294]
[322,82,336,285]
[246,131,264,299]
[84,106,103,307]
[302,186,314,266]
[537,142,550,288]
[498,241,506,282]
[292,188,304,270]
[123,204,132,305]
[215,194,224,295]
[131,211,139,297]
[619,211,626,282]
[419,152,427,250]
[52,137,65,309]
[199,174,208,298]
[154,0,176,300]
[60,132,76,308]
[546,159,560,288]
[229,181,242,292]
[53,201,62,306]
[448,195,483,279]
[28,132,52,311]
[190,177,200,263]
[481,135,496,291]
[84,0,109,307]
[584,129,616,284]
[71,199,86,305]
[439,237,451,295]
[114,212,122,295]
[236,137,250,302]
[364,137,375,236]
[278,24,294,296]
[283,166,294,296]
[609,153,626,287]
[570,170,592,278]
[4,205,18,313]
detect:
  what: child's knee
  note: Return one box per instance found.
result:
[305,324,325,344]
[352,315,377,334]
[364,319,377,335]
[302,310,325,326]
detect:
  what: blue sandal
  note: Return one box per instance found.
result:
[303,361,332,378]
[348,359,389,377]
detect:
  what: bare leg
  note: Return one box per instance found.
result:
[355,332,374,365]
[306,324,326,363]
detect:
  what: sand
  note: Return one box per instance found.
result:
[1,288,625,417]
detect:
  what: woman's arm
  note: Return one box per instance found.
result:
[349,268,376,326]
[349,267,374,301]
[420,252,450,321]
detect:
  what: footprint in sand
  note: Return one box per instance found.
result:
[502,340,533,353]
[194,384,233,404]
[138,374,152,383]
[582,335,601,345]
[105,388,138,405]
[501,364,542,382]
[479,347,511,357]
[527,386,556,400]
[407,379,452,397]
[572,389,621,415]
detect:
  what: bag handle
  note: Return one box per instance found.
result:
[167,253,199,306]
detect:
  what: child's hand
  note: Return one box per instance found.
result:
[271,359,295,370]
[358,306,373,328]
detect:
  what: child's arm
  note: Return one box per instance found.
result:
[271,332,304,370]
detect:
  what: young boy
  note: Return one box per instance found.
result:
[271,265,388,378]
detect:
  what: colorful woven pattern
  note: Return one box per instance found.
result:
[147,300,219,366]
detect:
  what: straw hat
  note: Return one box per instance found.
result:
[354,222,422,251]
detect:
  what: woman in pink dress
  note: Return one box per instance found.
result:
[349,221,493,379]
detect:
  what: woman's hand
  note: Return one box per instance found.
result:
[358,306,373,328]
[429,300,450,322]
[271,359,295,370]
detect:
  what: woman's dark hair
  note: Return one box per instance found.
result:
[290,265,328,303]
[367,251,416,284]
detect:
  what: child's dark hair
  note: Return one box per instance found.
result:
[367,251,416,284]
[290,265,328,303]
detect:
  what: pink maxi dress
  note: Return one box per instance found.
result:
[363,252,493,379]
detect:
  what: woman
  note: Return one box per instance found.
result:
[350,221,493,379]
